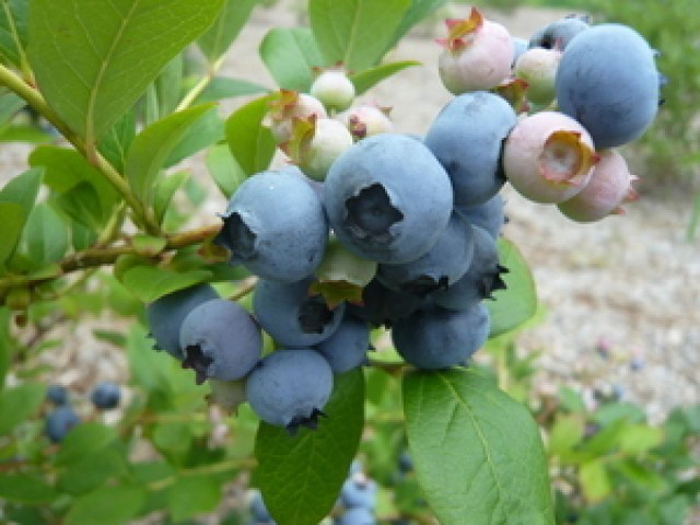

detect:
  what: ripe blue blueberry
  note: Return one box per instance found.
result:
[324,134,453,264]
[45,405,80,443]
[250,489,275,524]
[245,349,333,432]
[555,23,660,148]
[179,298,262,385]
[335,506,376,525]
[315,314,371,373]
[424,91,517,207]
[90,382,121,410]
[340,477,377,510]
[377,212,475,296]
[146,283,218,360]
[46,384,68,405]
[253,278,345,347]
[431,225,507,311]
[392,303,490,370]
[215,169,329,282]
[455,193,506,239]
[346,278,424,328]
[529,15,590,51]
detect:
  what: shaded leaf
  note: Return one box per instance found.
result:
[98,111,136,174]
[53,181,105,231]
[154,170,190,226]
[0,92,26,123]
[0,0,28,69]
[22,203,70,265]
[350,60,420,95]
[0,382,45,435]
[56,423,118,467]
[309,0,411,72]
[195,77,269,104]
[255,369,365,525]
[28,0,225,141]
[388,0,448,51]
[0,202,25,269]
[164,108,225,168]
[225,95,276,177]
[260,27,325,92]
[57,447,129,495]
[205,143,246,198]
[120,265,212,303]
[65,484,147,525]
[0,473,56,504]
[198,0,257,62]
[403,368,554,525]
[167,476,222,522]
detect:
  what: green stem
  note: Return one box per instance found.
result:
[175,56,225,112]
[148,458,254,492]
[0,63,157,233]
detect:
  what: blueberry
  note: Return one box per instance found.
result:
[89,382,121,410]
[529,15,590,51]
[146,283,218,360]
[424,91,517,207]
[46,384,68,405]
[511,36,529,67]
[245,349,333,432]
[392,303,490,370]
[346,278,424,328]
[324,134,453,264]
[315,314,371,373]
[250,489,275,524]
[455,193,506,239]
[335,506,376,525]
[431,225,507,311]
[179,299,262,385]
[377,212,475,296]
[555,24,659,148]
[215,169,329,282]
[45,405,80,443]
[253,278,345,347]
[340,477,377,510]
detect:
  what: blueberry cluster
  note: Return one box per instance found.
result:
[334,461,378,525]
[43,382,121,443]
[145,8,661,435]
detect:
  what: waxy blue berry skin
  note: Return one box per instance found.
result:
[340,478,378,510]
[46,384,68,405]
[45,405,80,443]
[392,303,490,370]
[324,133,453,264]
[529,15,590,51]
[377,212,475,296]
[215,169,329,283]
[336,506,376,525]
[346,278,423,328]
[253,278,345,347]
[90,382,121,410]
[455,193,506,240]
[315,314,370,373]
[146,283,218,360]
[245,349,333,431]
[179,299,262,385]
[424,91,517,207]
[556,24,660,149]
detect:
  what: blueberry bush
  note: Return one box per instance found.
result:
[0,1,682,523]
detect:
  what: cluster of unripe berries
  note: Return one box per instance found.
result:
[44,382,121,443]
[145,9,661,433]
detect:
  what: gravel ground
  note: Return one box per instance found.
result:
[1,0,698,497]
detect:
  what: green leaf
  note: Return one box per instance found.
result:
[548,414,585,458]
[98,110,135,173]
[22,203,70,265]
[0,202,24,269]
[56,423,118,467]
[57,447,129,495]
[131,234,167,257]
[0,0,28,69]
[0,91,25,123]
[120,265,212,303]
[164,108,225,168]
[167,476,223,522]
[225,95,276,177]
[28,0,225,142]
[618,424,664,454]
[0,123,54,143]
[206,143,246,198]
[0,473,56,504]
[53,181,105,231]
[0,382,45,435]
[487,238,538,337]
[255,368,365,525]
[350,60,420,95]
[403,368,554,525]
[387,0,448,51]
[154,170,190,226]
[0,165,42,211]
[195,77,269,104]
[65,484,147,525]
[260,27,325,92]
[197,0,257,62]
[579,459,612,503]
[309,0,411,72]
[155,54,184,118]
[125,104,216,205]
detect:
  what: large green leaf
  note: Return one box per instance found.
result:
[0,166,42,268]
[21,203,70,266]
[255,368,365,525]
[0,382,46,436]
[403,368,554,525]
[0,0,28,69]
[0,473,56,504]
[309,0,411,72]
[65,484,147,525]
[0,202,24,269]
[155,54,184,118]
[119,264,213,303]
[28,0,225,142]
[0,92,25,123]
[197,0,256,62]
[260,27,325,92]
[205,143,246,198]
[225,95,276,177]
[167,476,223,522]
[487,238,538,337]
[164,108,225,168]
[56,423,118,467]
[57,447,129,495]
[125,104,215,205]
[98,110,136,173]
